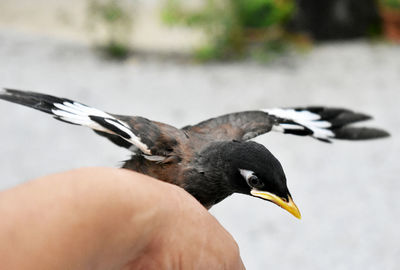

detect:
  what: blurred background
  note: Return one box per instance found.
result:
[0,0,399,269]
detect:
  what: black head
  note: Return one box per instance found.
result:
[225,141,301,219]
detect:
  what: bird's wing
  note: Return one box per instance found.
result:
[0,88,180,157]
[185,107,389,143]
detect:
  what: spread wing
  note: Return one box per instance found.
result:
[184,107,389,143]
[0,88,182,157]
[183,111,275,141]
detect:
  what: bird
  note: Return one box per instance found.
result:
[0,88,390,219]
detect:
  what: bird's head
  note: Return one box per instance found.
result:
[227,141,301,219]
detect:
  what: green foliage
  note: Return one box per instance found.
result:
[233,0,294,28]
[162,0,295,61]
[381,0,400,9]
[87,0,135,59]
[103,41,131,59]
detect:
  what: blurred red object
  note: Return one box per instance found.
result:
[381,8,400,42]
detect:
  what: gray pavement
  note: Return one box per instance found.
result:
[0,29,399,269]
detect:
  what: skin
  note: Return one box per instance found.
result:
[0,167,245,270]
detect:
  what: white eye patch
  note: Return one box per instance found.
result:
[239,169,255,187]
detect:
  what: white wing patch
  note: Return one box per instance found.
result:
[52,101,151,155]
[263,108,334,140]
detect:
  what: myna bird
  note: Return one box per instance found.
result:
[0,88,390,218]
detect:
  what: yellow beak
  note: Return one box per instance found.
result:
[250,190,301,219]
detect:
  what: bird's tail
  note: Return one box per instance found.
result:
[264,106,390,143]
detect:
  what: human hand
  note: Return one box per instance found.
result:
[0,168,245,270]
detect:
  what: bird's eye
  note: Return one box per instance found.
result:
[239,169,264,189]
[248,175,263,188]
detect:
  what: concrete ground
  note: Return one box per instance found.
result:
[0,28,399,270]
